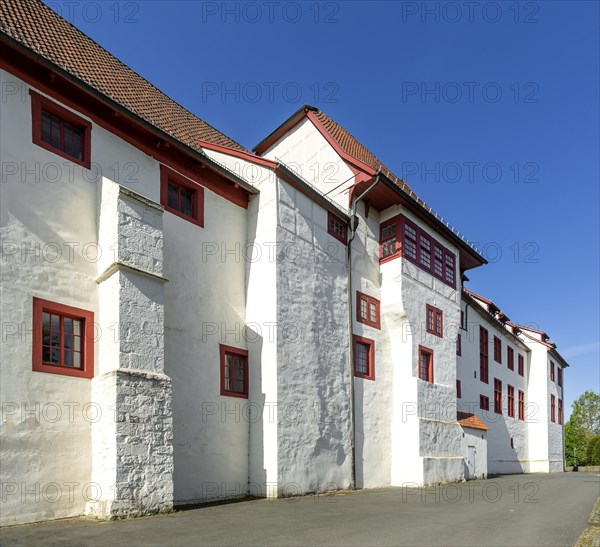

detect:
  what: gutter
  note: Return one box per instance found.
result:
[346,171,381,489]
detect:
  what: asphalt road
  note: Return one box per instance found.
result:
[1,473,599,546]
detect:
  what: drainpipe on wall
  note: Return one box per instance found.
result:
[346,170,381,489]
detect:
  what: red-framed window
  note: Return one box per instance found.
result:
[518,353,524,376]
[30,90,91,169]
[379,215,456,288]
[507,346,514,371]
[479,326,489,384]
[456,379,462,398]
[353,335,375,380]
[550,394,556,423]
[558,367,563,387]
[550,361,555,381]
[494,378,502,414]
[507,385,515,418]
[160,165,204,227]
[456,334,462,356]
[426,305,443,337]
[558,399,563,425]
[328,211,347,244]
[493,336,502,363]
[220,344,249,398]
[356,292,380,330]
[32,297,94,379]
[418,346,434,383]
[518,390,525,420]
[480,395,490,411]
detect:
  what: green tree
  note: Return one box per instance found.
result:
[565,391,600,467]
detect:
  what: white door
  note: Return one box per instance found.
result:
[466,445,476,479]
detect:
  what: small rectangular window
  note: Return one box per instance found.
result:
[518,390,525,420]
[32,297,94,379]
[558,367,563,387]
[456,379,462,398]
[328,211,347,244]
[480,395,490,411]
[507,346,514,371]
[551,394,556,423]
[353,335,375,380]
[480,326,489,384]
[494,378,502,414]
[419,234,431,269]
[550,361,555,381]
[456,334,462,356]
[558,399,563,425]
[380,221,398,259]
[30,90,91,169]
[494,336,502,363]
[426,304,443,337]
[220,344,249,398]
[518,354,524,376]
[160,165,204,227]
[460,310,465,329]
[508,385,515,418]
[511,437,515,449]
[356,292,380,330]
[418,346,434,383]
[404,223,417,260]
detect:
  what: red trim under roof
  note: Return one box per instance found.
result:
[197,139,277,169]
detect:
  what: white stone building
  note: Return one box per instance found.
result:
[0,0,568,526]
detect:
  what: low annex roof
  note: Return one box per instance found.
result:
[457,412,489,431]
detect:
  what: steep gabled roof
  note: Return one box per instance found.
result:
[254,105,486,271]
[0,0,247,154]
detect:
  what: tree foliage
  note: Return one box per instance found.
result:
[565,391,600,467]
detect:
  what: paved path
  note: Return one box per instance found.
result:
[1,473,599,546]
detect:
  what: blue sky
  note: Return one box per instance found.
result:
[44,0,599,416]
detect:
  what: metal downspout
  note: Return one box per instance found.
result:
[346,170,381,489]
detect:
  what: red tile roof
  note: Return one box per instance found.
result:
[457,412,488,431]
[0,0,247,153]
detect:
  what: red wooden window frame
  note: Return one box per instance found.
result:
[558,367,563,387]
[220,344,249,398]
[30,90,91,169]
[32,297,94,379]
[456,379,462,398]
[327,211,347,244]
[479,326,489,384]
[558,399,563,425]
[456,334,462,356]
[480,395,490,411]
[507,346,514,371]
[550,394,556,423]
[418,345,434,383]
[356,292,381,330]
[426,304,443,338]
[518,390,525,420]
[160,165,205,227]
[507,385,515,418]
[518,353,524,376]
[493,336,502,363]
[494,378,502,414]
[379,215,456,288]
[353,335,375,380]
[550,361,555,381]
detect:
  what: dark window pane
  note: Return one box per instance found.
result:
[168,183,179,210]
